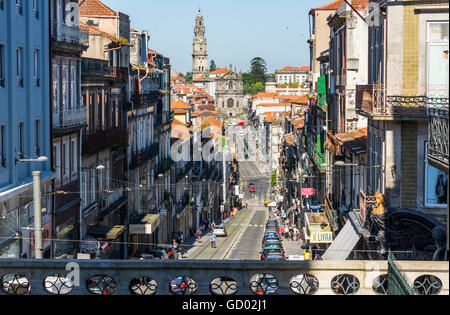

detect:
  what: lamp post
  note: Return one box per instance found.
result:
[17,156,48,259]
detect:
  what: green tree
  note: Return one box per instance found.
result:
[250,57,267,84]
[270,172,277,187]
[209,60,217,72]
[185,72,193,84]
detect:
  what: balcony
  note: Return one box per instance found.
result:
[83,128,128,156]
[428,102,449,172]
[52,22,89,48]
[355,85,441,121]
[53,106,88,130]
[315,150,326,171]
[130,91,159,108]
[110,67,128,83]
[359,190,377,225]
[81,58,111,78]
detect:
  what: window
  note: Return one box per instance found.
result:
[81,172,87,208]
[53,142,61,183]
[62,141,69,180]
[424,142,448,208]
[18,123,24,159]
[0,125,5,168]
[71,66,77,109]
[427,22,449,97]
[70,138,77,176]
[0,45,4,88]
[16,0,22,15]
[52,65,60,114]
[32,0,39,19]
[34,120,40,156]
[1,0,4,11]
[16,47,23,87]
[33,49,40,87]
[62,65,69,111]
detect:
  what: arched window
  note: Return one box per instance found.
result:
[229,81,233,90]
[222,101,225,108]
[227,98,234,108]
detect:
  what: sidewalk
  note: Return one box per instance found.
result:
[178,213,240,259]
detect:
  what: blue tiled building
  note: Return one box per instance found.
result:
[0,0,53,258]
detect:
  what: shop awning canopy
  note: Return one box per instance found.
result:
[87,225,125,241]
[129,214,161,235]
[322,211,364,260]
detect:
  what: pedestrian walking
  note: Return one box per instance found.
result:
[211,233,217,248]
[196,229,202,243]
[172,239,178,259]
[180,232,184,244]
[280,225,285,238]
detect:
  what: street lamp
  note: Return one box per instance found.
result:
[17,155,49,259]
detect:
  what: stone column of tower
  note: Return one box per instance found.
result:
[192,10,208,80]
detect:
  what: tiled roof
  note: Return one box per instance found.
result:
[253,92,280,99]
[351,0,369,10]
[80,22,119,41]
[311,0,345,11]
[209,68,230,75]
[79,0,117,17]
[171,99,192,110]
[279,66,310,71]
[256,103,289,108]
[281,95,309,104]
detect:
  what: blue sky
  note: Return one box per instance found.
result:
[102,0,333,74]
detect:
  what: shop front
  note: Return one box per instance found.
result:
[304,211,334,255]
[54,198,81,259]
[129,214,161,257]
[87,225,125,259]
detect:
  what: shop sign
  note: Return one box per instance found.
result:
[83,203,98,219]
[310,232,333,244]
[301,188,314,197]
[80,236,100,254]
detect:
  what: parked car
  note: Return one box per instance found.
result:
[163,247,177,259]
[238,122,245,126]
[263,239,283,247]
[263,252,286,261]
[263,244,284,252]
[260,248,284,260]
[140,250,169,260]
[213,225,227,237]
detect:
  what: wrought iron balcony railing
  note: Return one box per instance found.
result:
[53,106,88,129]
[52,22,89,47]
[428,104,449,170]
[355,85,448,120]
[359,190,377,225]
[110,67,128,83]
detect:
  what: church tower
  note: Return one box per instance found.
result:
[192,10,208,80]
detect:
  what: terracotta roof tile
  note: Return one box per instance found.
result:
[253,92,280,99]
[311,0,345,11]
[79,0,117,17]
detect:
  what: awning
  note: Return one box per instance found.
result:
[322,211,364,260]
[87,225,125,241]
[129,214,161,235]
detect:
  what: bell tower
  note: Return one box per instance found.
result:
[192,10,208,80]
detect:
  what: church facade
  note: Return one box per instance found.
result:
[191,11,247,122]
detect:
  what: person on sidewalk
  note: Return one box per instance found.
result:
[179,232,184,245]
[211,233,217,248]
[196,229,202,243]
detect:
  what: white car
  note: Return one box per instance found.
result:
[213,225,227,237]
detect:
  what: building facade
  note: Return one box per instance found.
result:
[192,10,208,80]
[0,0,53,259]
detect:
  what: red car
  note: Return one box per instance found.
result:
[249,185,255,193]
[238,122,245,126]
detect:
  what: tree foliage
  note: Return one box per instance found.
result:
[184,72,193,84]
[270,172,277,187]
[209,60,217,72]
[250,57,267,84]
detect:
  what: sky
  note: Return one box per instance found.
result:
[102,0,334,74]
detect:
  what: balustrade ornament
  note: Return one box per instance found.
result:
[1,274,30,295]
[249,273,278,295]
[413,275,442,295]
[129,277,157,295]
[331,274,360,295]
[86,275,117,295]
[209,277,238,295]
[169,276,197,295]
[290,274,319,295]
[44,275,74,295]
